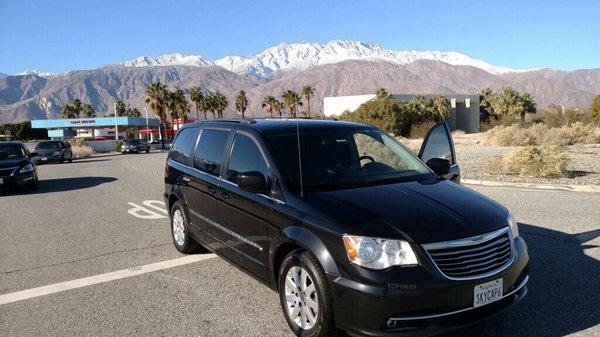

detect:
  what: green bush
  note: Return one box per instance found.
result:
[114,140,123,152]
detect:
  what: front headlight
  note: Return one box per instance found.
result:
[342,235,418,270]
[508,212,519,238]
[19,163,34,173]
[53,151,60,155]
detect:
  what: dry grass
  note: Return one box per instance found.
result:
[483,123,600,147]
[71,145,93,159]
[483,145,571,178]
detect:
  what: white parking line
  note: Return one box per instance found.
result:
[0,254,216,305]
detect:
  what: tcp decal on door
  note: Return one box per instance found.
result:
[127,200,168,219]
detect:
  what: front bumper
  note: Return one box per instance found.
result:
[34,154,62,163]
[331,237,529,337]
[0,171,36,189]
[122,147,140,153]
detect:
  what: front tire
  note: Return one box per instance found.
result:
[170,201,201,254]
[278,251,340,337]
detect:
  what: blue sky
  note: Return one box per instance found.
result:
[1,0,598,74]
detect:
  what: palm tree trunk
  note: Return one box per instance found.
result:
[307,97,311,118]
[195,104,200,121]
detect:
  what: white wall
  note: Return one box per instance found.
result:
[323,94,375,117]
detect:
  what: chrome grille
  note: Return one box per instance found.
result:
[423,227,513,280]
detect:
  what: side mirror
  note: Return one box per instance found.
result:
[237,171,269,194]
[426,158,450,176]
[29,152,38,158]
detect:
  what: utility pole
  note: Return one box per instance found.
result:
[114,102,118,141]
[144,107,149,140]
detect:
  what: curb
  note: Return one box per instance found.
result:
[462,179,600,193]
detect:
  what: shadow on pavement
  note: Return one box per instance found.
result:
[67,158,112,164]
[0,177,118,196]
[443,223,599,337]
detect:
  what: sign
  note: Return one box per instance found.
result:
[70,120,96,125]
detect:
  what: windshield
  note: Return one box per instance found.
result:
[124,140,141,145]
[36,142,60,150]
[0,144,27,160]
[266,128,432,193]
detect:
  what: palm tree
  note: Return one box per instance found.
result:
[212,91,228,119]
[81,103,96,118]
[189,87,207,120]
[166,89,189,126]
[282,90,303,117]
[261,95,278,118]
[301,86,315,117]
[60,98,83,118]
[274,100,284,118]
[115,100,127,116]
[235,90,248,118]
[205,94,217,119]
[144,82,168,143]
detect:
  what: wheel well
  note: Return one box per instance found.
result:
[273,242,304,288]
[168,194,179,214]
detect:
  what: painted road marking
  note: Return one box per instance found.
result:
[127,200,167,219]
[0,254,217,305]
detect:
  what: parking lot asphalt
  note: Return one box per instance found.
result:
[1,152,598,337]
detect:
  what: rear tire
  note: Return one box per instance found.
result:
[170,201,201,254]
[278,250,341,337]
[146,148,150,153]
[59,155,64,163]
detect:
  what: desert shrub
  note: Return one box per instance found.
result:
[71,145,93,159]
[409,121,436,139]
[483,123,600,146]
[483,124,534,146]
[483,145,570,178]
[114,140,123,152]
[66,138,93,158]
[451,129,466,137]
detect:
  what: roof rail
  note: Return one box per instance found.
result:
[209,118,256,124]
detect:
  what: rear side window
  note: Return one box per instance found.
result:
[193,129,230,176]
[169,127,199,164]
[226,134,270,184]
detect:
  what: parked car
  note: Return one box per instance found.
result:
[0,142,38,190]
[122,139,150,154]
[163,119,529,337]
[149,140,172,150]
[33,140,73,164]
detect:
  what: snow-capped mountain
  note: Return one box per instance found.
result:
[119,40,529,79]
[119,53,213,67]
[215,40,523,78]
[15,69,55,77]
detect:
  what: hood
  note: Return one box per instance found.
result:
[302,180,508,243]
[0,157,28,169]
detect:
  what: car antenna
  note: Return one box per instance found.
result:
[296,118,304,197]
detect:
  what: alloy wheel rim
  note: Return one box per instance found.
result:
[284,266,319,330]
[172,209,185,246]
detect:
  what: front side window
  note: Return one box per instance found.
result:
[419,124,453,163]
[169,127,199,164]
[266,128,431,193]
[193,129,230,176]
[226,134,270,184]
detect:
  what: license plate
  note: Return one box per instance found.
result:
[41,157,48,161]
[474,278,503,308]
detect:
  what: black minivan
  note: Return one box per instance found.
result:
[164,119,529,337]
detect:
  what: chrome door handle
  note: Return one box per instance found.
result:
[182,176,191,183]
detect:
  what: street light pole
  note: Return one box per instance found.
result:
[144,107,149,140]
[114,102,118,141]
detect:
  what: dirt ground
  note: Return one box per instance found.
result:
[401,133,600,185]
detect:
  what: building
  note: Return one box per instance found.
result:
[323,94,480,133]
[31,117,162,140]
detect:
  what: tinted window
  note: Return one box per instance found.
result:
[226,134,270,184]
[420,124,453,163]
[0,144,27,159]
[124,139,141,145]
[36,142,60,150]
[169,127,199,164]
[266,128,430,193]
[193,129,230,176]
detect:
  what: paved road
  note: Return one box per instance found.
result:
[1,153,598,337]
